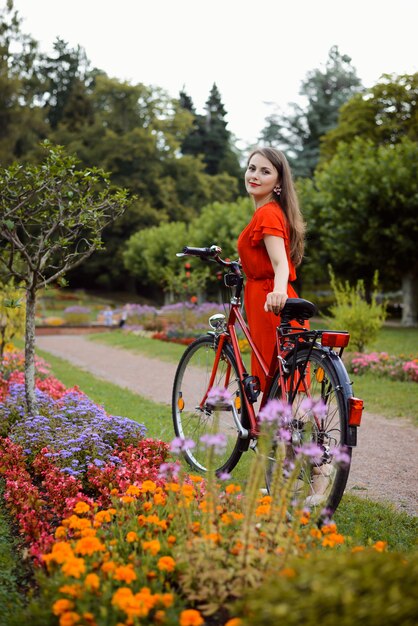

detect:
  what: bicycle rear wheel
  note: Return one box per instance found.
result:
[172,335,247,473]
[267,347,352,514]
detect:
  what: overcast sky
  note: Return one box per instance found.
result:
[11,0,418,149]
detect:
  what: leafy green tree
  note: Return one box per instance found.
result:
[0,0,45,163]
[0,279,25,358]
[0,143,131,412]
[261,46,362,177]
[301,138,418,325]
[320,73,418,161]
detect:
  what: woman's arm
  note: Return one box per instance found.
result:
[263,235,289,314]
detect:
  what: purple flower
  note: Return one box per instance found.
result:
[295,442,324,464]
[206,387,232,407]
[169,436,195,454]
[258,399,292,425]
[300,398,328,420]
[332,446,351,466]
[158,461,181,480]
[200,432,227,455]
[217,471,231,481]
[276,427,292,442]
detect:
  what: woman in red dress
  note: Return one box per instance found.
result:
[237,147,306,390]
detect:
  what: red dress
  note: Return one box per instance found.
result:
[237,201,299,390]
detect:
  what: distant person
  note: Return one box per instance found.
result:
[118,305,128,328]
[237,147,306,390]
[103,306,114,327]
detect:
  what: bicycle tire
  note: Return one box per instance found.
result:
[172,335,247,473]
[266,346,352,514]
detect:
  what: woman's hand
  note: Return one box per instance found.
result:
[264,291,288,315]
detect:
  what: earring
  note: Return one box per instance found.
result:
[274,185,282,195]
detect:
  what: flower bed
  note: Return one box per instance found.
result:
[346,351,418,383]
[0,349,415,625]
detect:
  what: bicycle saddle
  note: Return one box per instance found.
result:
[280,298,317,324]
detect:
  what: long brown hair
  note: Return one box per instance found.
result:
[248,147,306,267]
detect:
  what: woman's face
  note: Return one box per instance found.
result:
[245,152,279,207]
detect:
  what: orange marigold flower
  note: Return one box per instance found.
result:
[167,534,177,545]
[300,514,310,525]
[373,541,388,552]
[309,528,322,539]
[66,515,92,531]
[114,564,137,583]
[258,495,272,505]
[179,608,204,626]
[82,613,96,625]
[159,593,174,608]
[279,567,296,578]
[75,536,106,556]
[165,482,180,492]
[181,484,195,498]
[189,475,204,483]
[80,528,97,538]
[59,612,81,626]
[101,561,116,574]
[190,521,201,534]
[137,514,146,526]
[203,532,221,544]
[321,522,337,535]
[126,531,139,543]
[225,619,242,626]
[143,501,153,512]
[73,501,91,514]
[53,598,74,615]
[255,504,271,517]
[61,557,86,579]
[55,526,67,539]
[154,609,166,623]
[84,573,100,591]
[120,495,134,504]
[141,480,157,493]
[351,546,365,553]
[94,509,116,526]
[153,492,166,506]
[225,484,241,494]
[146,570,157,580]
[322,533,345,548]
[43,541,74,565]
[59,584,82,598]
[157,556,176,572]
[142,539,161,555]
[125,485,141,496]
[230,540,244,555]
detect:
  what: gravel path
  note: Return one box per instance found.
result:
[36,334,418,517]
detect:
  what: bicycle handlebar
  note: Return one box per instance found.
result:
[177,245,240,270]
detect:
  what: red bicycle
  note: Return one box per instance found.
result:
[172,245,363,512]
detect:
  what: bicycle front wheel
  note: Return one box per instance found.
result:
[267,347,352,514]
[172,335,247,473]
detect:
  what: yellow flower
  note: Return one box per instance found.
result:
[153,492,166,506]
[52,599,74,615]
[84,573,100,591]
[126,531,139,543]
[61,557,86,579]
[179,609,204,626]
[120,495,134,504]
[114,564,137,583]
[59,612,81,626]
[65,515,92,531]
[73,501,91,514]
[181,484,195,498]
[75,536,106,556]
[165,482,180,492]
[125,485,141,496]
[157,556,176,572]
[373,540,388,552]
[94,509,116,526]
[142,539,161,555]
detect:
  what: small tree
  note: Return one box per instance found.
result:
[325,268,387,352]
[0,142,130,413]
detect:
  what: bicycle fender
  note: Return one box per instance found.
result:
[325,349,358,447]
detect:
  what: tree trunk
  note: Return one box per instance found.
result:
[401,272,418,327]
[24,287,38,415]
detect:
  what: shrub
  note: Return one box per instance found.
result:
[62,305,91,325]
[238,549,418,626]
[325,268,387,352]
